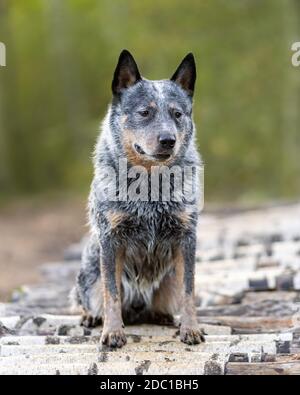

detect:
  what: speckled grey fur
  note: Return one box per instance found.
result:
[72,50,202,328]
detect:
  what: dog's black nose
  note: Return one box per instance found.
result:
[158,135,176,149]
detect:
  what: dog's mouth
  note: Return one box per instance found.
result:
[134,144,172,162]
[150,153,172,161]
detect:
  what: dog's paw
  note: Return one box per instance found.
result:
[180,326,205,345]
[101,329,127,349]
[80,314,102,328]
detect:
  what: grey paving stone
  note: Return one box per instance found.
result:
[1,203,300,374]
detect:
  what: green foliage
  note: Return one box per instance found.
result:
[0,0,299,202]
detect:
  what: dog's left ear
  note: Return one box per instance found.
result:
[112,50,141,95]
[170,53,196,97]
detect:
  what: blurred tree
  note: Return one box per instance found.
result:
[0,0,299,203]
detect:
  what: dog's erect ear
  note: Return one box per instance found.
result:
[170,53,196,96]
[112,50,141,95]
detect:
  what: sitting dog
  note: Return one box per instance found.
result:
[71,50,204,348]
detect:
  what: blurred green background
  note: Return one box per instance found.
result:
[0,0,300,204]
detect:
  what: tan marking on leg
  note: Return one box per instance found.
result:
[174,249,185,289]
[174,249,205,344]
[101,250,127,348]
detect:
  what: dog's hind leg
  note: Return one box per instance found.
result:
[70,233,103,328]
[150,271,180,326]
[151,247,205,343]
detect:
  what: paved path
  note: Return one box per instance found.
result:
[1,203,300,375]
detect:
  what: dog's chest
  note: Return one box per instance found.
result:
[121,212,178,292]
[114,203,186,250]
[111,204,186,281]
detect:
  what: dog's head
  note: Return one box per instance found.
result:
[110,50,196,166]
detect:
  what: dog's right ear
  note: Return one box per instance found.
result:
[112,50,141,95]
[170,53,196,97]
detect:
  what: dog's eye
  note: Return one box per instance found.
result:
[139,110,149,117]
[174,111,182,119]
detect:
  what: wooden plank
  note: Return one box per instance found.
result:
[198,316,295,333]
[225,361,300,375]
[262,354,300,363]
[0,361,210,375]
[243,291,298,303]
[197,301,299,318]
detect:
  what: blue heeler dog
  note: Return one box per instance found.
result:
[71,50,205,348]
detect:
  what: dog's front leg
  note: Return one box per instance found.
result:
[179,234,205,345]
[100,238,126,348]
